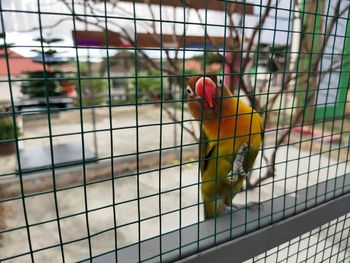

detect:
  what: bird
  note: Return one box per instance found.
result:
[186,73,262,219]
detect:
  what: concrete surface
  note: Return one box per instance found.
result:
[17,143,96,171]
[1,143,349,262]
[0,105,198,175]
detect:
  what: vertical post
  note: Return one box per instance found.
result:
[295,0,325,123]
[314,6,350,120]
[290,0,302,77]
[84,2,98,158]
[168,77,178,150]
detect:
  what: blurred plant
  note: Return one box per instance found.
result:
[129,69,169,102]
[191,52,224,65]
[80,78,107,106]
[0,117,19,142]
[21,37,67,98]
[78,62,107,106]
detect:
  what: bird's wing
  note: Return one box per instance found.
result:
[242,113,263,173]
[199,128,216,176]
[199,115,262,177]
[199,128,232,179]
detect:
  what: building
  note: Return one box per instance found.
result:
[0,49,44,105]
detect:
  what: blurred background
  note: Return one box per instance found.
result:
[0,0,349,262]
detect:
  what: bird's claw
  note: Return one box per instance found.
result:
[245,201,263,210]
[233,143,248,172]
[228,143,250,181]
[225,201,263,211]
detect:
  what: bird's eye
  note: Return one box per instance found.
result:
[217,76,223,87]
[186,85,195,96]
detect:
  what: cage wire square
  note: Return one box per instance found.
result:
[0,0,349,262]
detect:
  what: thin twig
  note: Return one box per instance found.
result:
[264,59,350,111]
[248,91,319,188]
[59,0,177,74]
[164,106,198,141]
[249,1,348,187]
[243,0,275,71]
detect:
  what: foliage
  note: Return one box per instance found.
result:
[78,62,108,106]
[191,52,224,65]
[80,78,108,106]
[0,117,19,141]
[21,37,67,98]
[129,69,168,102]
[21,71,64,97]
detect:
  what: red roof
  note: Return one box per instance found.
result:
[0,49,44,76]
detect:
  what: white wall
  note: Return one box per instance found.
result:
[0,79,22,104]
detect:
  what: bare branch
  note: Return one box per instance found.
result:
[146,1,157,34]
[192,8,221,49]
[264,58,350,112]
[172,6,179,67]
[243,0,274,71]
[249,91,317,188]
[16,17,72,33]
[163,106,198,141]
[59,0,178,74]
[227,8,242,45]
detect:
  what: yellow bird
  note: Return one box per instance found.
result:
[186,74,262,219]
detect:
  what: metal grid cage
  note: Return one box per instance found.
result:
[0,0,349,262]
[247,213,350,263]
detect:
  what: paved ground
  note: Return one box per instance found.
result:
[0,105,349,262]
[0,105,198,174]
[1,144,349,262]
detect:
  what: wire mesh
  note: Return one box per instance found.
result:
[0,0,349,262]
[245,213,350,263]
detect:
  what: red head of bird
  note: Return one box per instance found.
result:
[186,74,230,121]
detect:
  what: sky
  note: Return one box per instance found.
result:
[1,0,348,107]
[0,0,298,61]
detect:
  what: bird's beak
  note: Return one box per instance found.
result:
[195,77,216,109]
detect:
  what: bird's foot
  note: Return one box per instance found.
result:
[246,201,263,210]
[225,201,263,211]
[228,143,249,182]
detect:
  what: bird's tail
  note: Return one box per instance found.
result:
[203,202,214,220]
[203,199,224,220]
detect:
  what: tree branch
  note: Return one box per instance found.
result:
[248,90,317,188]
[163,106,198,141]
[243,0,275,71]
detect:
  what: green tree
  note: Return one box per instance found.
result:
[78,62,107,106]
[21,37,67,98]
[0,117,20,141]
[130,69,168,102]
[191,52,224,65]
[0,34,20,147]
